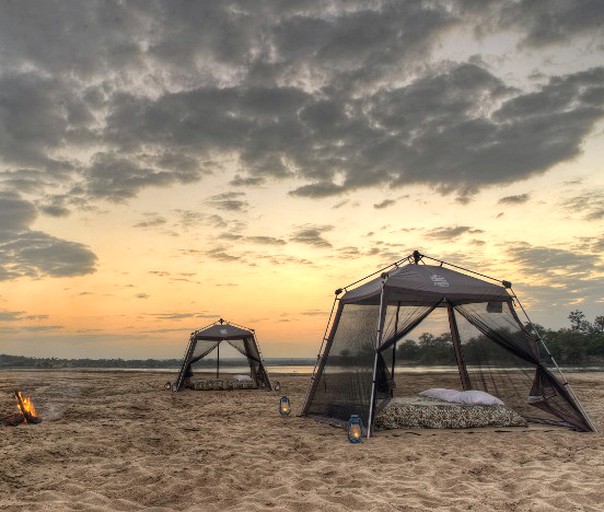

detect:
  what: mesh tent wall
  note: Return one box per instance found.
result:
[174,319,272,391]
[302,252,596,436]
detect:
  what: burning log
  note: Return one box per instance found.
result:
[1,390,42,426]
[15,390,42,424]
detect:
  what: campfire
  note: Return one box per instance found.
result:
[2,391,42,426]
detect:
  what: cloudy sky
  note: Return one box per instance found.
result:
[1,0,603,359]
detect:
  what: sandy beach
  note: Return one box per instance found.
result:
[1,370,603,512]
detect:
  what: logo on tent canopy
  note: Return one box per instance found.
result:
[220,328,228,334]
[430,274,449,287]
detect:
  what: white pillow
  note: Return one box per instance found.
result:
[233,374,252,382]
[419,388,462,403]
[458,390,504,406]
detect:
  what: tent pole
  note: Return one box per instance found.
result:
[447,302,471,390]
[302,295,341,415]
[367,279,388,438]
[175,333,197,391]
[510,289,598,432]
[340,253,416,292]
[250,334,272,390]
[421,253,509,286]
[216,342,220,379]
[391,302,400,397]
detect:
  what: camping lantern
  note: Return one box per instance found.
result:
[346,414,363,443]
[279,396,291,416]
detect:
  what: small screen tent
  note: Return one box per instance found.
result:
[302,252,596,436]
[174,319,272,391]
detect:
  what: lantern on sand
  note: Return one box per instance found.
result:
[279,396,291,416]
[346,414,363,443]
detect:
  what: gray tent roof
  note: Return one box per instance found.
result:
[341,264,511,305]
[193,321,254,341]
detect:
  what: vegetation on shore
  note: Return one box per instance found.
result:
[2,311,602,369]
[393,310,604,367]
[0,354,315,370]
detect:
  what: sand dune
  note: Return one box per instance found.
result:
[1,370,603,511]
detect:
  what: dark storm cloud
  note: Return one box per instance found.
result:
[219,233,244,241]
[0,73,77,172]
[332,200,350,209]
[592,236,604,253]
[0,169,50,194]
[84,152,205,203]
[289,182,346,199]
[173,210,205,229]
[151,313,198,321]
[207,192,249,212]
[338,246,361,257]
[0,1,602,205]
[427,226,485,240]
[246,236,287,246]
[205,246,241,262]
[133,213,168,228]
[505,242,599,280]
[21,325,63,332]
[503,241,604,323]
[498,0,604,47]
[230,175,266,187]
[574,234,604,255]
[374,199,396,209]
[0,192,37,231]
[561,191,604,220]
[38,197,72,218]
[498,194,530,205]
[254,254,313,266]
[301,310,326,317]
[290,225,334,248]
[0,310,48,322]
[0,193,97,280]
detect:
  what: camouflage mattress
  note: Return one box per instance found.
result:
[187,379,258,391]
[375,396,528,430]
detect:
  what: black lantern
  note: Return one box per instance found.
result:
[279,396,291,416]
[346,414,363,443]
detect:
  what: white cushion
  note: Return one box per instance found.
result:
[418,388,462,403]
[233,374,252,382]
[458,390,504,406]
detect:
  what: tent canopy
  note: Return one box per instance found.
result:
[341,263,511,305]
[174,318,272,391]
[302,252,596,435]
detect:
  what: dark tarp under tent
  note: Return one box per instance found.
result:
[174,319,272,391]
[302,251,596,436]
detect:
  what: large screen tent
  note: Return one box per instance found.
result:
[174,319,272,391]
[302,251,596,436]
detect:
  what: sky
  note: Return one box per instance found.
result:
[0,0,603,360]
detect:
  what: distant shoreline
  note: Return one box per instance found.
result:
[0,353,316,370]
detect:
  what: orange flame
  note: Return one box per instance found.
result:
[16,391,39,421]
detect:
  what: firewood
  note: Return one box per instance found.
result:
[14,391,42,424]
[2,413,24,426]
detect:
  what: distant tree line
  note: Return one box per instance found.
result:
[0,354,314,369]
[0,355,183,369]
[396,310,604,366]
[533,310,604,365]
[332,310,604,367]
[2,311,603,369]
